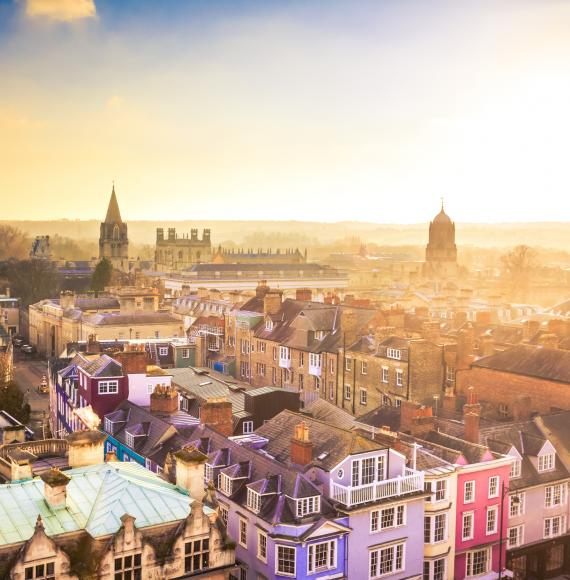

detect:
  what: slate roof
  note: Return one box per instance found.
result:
[68,353,123,378]
[87,312,180,326]
[76,297,120,311]
[0,462,192,546]
[356,406,402,432]
[302,399,357,431]
[472,345,570,383]
[256,410,385,471]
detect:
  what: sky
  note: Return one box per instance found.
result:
[1,0,570,223]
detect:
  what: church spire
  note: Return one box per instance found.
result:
[105,182,122,223]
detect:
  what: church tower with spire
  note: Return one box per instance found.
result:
[99,184,129,270]
[423,200,458,279]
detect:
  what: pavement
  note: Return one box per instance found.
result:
[12,351,50,438]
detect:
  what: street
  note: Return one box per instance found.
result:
[12,350,50,438]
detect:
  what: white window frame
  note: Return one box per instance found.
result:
[509,492,525,517]
[344,384,351,400]
[159,346,168,356]
[257,529,268,563]
[181,348,190,359]
[296,496,320,517]
[345,358,352,372]
[280,346,291,360]
[98,380,119,395]
[219,473,233,496]
[396,369,403,387]
[386,348,401,360]
[370,504,406,533]
[243,420,254,434]
[486,505,498,535]
[538,452,555,472]
[507,524,524,548]
[238,516,248,548]
[434,479,448,502]
[488,476,499,499]
[424,513,448,544]
[247,488,261,513]
[382,367,389,383]
[307,539,337,574]
[545,483,567,508]
[464,480,475,504]
[361,361,368,375]
[360,389,368,405]
[466,547,490,578]
[544,515,565,538]
[275,545,296,577]
[510,459,521,479]
[424,558,446,580]
[369,542,405,579]
[309,353,321,368]
[462,511,474,541]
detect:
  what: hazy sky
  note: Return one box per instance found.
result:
[1,0,570,223]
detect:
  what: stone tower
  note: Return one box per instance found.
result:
[423,201,458,279]
[99,184,129,271]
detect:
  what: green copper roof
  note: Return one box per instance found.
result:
[0,462,193,546]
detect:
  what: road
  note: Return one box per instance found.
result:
[12,351,50,438]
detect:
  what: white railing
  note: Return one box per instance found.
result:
[330,470,424,508]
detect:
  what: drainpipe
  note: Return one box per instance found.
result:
[340,333,346,409]
[352,358,356,415]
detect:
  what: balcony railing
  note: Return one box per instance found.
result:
[330,469,424,508]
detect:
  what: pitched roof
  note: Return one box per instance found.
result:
[472,345,570,383]
[0,462,191,546]
[104,185,123,223]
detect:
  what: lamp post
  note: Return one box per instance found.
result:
[498,481,520,579]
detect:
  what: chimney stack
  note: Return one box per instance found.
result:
[67,430,106,468]
[290,422,313,466]
[263,290,283,315]
[442,384,457,414]
[173,445,209,501]
[40,468,71,510]
[86,334,101,354]
[399,401,434,438]
[463,387,481,444]
[114,348,148,374]
[296,288,312,302]
[200,397,233,436]
[150,384,179,414]
[341,309,358,346]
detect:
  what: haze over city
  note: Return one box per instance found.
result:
[2,0,570,222]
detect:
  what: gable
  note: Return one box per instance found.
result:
[303,520,351,540]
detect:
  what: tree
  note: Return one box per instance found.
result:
[5,259,61,307]
[91,258,113,292]
[0,225,30,260]
[501,245,537,301]
[0,381,30,423]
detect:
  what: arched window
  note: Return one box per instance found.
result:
[113,225,120,240]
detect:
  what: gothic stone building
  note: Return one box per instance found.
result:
[155,228,212,272]
[99,185,129,271]
[423,202,458,279]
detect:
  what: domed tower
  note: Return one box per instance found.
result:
[423,201,458,279]
[99,184,129,271]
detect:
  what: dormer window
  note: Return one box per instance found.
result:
[247,488,261,513]
[387,348,401,360]
[205,463,214,483]
[99,380,119,395]
[219,473,233,496]
[538,452,555,472]
[296,496,320,517]
[265,319,273,331]
[510,459,521,479]
[314,330,326,340]
[104,417,114,435]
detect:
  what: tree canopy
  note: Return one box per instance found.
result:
[91,257,113,292]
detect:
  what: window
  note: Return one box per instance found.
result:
[486,506,498,535]
[125,431,136,448]
[159,346,168,356]
[265,319,273,331]
[114,553,142,580]
[314,376,321,392]
[308,540,336,574]
[488,476,499,498]
[271,367,277,385]
[240,339,250,354]
[240,361,250,378]
[508,525,524,548]
[239,517,248,547]
[510,459,521,479]
[299,374,304,391]
[309,353,321,368]
[360,389,368,405]
[243,420,254,434]
[258,341,266,353]
[446,366,455,384]
[382,367,389,383]
[24,563,55,580]
[329,381,334,400]
[104,417,114,435]
[539,452,555,472]
[344,384,351,400]
[425,513,447,543]
[423,558,446,580]
[280,346,291,360]
[435,479,447,502]
[386,348,401,360]
[219,504,229,526]
[98,380,119,394]
[462,512,474,541]
[466,548,490,577]
[314,330,326,340]
[464,480,475,503]
[219,474,232,495]
[544,515,565,538]
[299,352,305,366]
[361,361,368,375]
[395,369,403,387]
[181,348,190,359]
[256,362,266,377]
[369,542,404,578]
[329,358,334,373]
[205,464,214,483]
[371,505,406,532]
[545,483,567,508]
[272,347,277,361]
[276,545,296,576]
[345,358,352,372]
[510,493,525,517]
[257,530,267,562]
[247,488,261,512]
[185,537,209,574]
[296,496,320,517]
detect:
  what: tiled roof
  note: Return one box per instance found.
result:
[87,312,181,326]
[472,345,570,383]
[72,353,123,378]
[303,399,357,431]
[0,463,191,546]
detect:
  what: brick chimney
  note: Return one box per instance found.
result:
[86,334,101,354]
[290,422,313,466]
[40,468,71,509]
[263,291,283,315]
[59,291,76,311]
[200,397,233,436]
[399,401,434,438]
[442,384,457,414]
[114,347,148,374]
[67,430,106,468]
[150,384,179,414]
[463,387,481,444]
[256,280,270,299]
[173,445,209,501]
[296,288,312,301]
[341,309,358,346]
